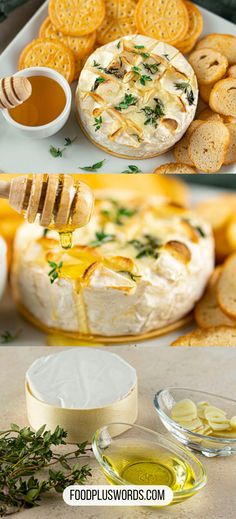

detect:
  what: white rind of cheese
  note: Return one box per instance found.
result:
[0,236,7,301]
[26,348,137,409]
[76,35,198,158]
[12,192,214,337]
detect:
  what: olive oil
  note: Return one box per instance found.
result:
[103,439,197,498]
[9,76,66,126]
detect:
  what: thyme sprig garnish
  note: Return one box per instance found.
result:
[121,165,142,173]
[64,136,77,146]
[0,424,91,516]
[1,330,21,344]
[141,97,165,127]
[79,159,105,172]
[131,67,152,85]
[93,116,102,131]
[48,261,63,284]
[129,235,162,259]
[89,231,115,247]
[115,93,138,111]
[91,76,106,91]
[118,271,142,282]
[49,145,65,158]
[174,81,195,106]
[101,200,138,225]
[143,62,160,74]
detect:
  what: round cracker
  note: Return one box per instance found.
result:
[176,1,203,53]
[39,17,96,59]
[135,0,189,47]
[188,48,228,85]
[49,0,105,37]
[18,38,75,83]
[153,162,196,174]
[97,0,137,46]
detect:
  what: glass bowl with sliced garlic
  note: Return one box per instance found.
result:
[154,388,236,457]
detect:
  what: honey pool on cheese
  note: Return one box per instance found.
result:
[12,191,214,337]
[76,35,198,158]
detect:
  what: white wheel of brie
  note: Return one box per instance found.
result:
[12,191,214,337]
[76,35,198,158]
[0,236,7,301]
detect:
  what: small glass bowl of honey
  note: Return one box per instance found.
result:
[2,67,71,138]
[92,423,207,506]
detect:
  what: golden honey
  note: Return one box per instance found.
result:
[9,76,66,126]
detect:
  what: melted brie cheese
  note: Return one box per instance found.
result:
[0,237,7,301]
[12,192,214,337]
[76,35,198,158]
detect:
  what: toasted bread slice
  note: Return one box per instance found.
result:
[224,123,236,164]
[171,326,236,346]
[228,65,236,79]
[189,48,228,85]
[217,254,236,319]
[196,34,236,66]
[153,163,196,174]
[199,83,214,104]
[195,268,236,329]
[196,194,236,230]
[226,217,236,251]
[188,120,230,173]
[210,78,236,118]
[174,120,202,165]
[198,108,223,122]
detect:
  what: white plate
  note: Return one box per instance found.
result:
[0,1,235,173]
[0,183,230,347]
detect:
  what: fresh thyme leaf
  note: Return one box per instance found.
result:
[49,145,65,158]
[64,136,77,146]
[0,424,91,516]
[143,62,160,74]
[131,133,142,143]
[79,159,105,172]
[91,76,106,91]
[121,164,142,173]
[140,74,152,85]
[129,235,162,259]
[115,206,137,225]
[141,97,165,127]
[90,230,115,247]
[134,45,144,49]
[93,60,100,67]
[1,330,21,344]
[48,261,63,284]
[174,81,195,106]
[93,116,102,131]
[195,225,206,238]
[43,228,49,237]
[132,65,142,74]
[117,40,121,49]
[115,93,138,111]
[141,52,150,59]
[163,53,170,60]
[118,271,142,282]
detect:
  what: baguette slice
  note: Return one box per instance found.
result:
[153,163,196,174]
[195,268,236,329]
[196,194,236,230]
[171,326,236,346]
[174,120,202,165]
[198,108,222,122]
[188,48,228,85]
[210,78,236,118]
[228,65,236,79]
[224,123,236,165]
[196,34,236,66]
[217,253,236,319]
[199,83,214,104]
[188,120,230,173]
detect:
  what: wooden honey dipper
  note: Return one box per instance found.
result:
[0,174,94,229]
[0,76,32,109]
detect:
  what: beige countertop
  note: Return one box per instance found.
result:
[1,344,235,519]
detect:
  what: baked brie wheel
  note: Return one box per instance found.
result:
[12,191,214,338]
[75,35,198,159]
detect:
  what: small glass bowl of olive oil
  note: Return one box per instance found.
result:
[2,67,71,138]
[92,423,207,506]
